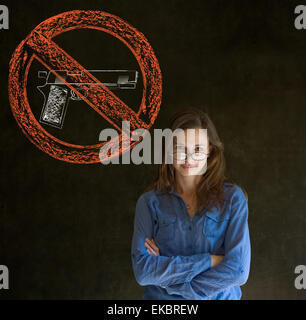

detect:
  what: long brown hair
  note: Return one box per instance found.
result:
[145,107,248,212]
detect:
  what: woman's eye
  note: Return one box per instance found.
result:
[174,146,205,153]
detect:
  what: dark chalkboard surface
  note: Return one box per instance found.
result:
[1,0,306,299]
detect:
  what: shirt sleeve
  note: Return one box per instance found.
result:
[164,186,251,299]
[131,193,212,287]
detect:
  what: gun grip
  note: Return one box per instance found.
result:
[39,85,69,129]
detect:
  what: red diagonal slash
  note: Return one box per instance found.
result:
[8,10,162,163]
[26,30,149,134]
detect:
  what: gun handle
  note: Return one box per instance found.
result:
[39,84,70,129]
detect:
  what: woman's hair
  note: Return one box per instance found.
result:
[145,107,248,212]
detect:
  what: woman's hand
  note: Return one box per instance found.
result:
[210,254,224,268]
[145,237,160,256]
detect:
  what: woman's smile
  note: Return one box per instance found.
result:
[181,164,197,170]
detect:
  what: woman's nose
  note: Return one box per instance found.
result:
[185,153,193,162]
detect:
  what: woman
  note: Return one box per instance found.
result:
[131,108,251,300]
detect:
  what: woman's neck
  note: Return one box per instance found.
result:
[175,174,201,194]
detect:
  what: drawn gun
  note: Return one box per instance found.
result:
[37,70,139,129]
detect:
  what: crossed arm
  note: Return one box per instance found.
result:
[131,188,251,298]
[144,237,224,289]
[131,194,217,287]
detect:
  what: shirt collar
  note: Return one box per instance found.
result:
[155,187,181,198]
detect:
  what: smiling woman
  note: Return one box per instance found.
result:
[131,107,251,300]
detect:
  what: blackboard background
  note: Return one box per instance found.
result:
[1,0,306,299]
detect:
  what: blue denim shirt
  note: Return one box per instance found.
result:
[131,182,251,300]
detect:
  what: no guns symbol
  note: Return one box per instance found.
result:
[8,10,162,164]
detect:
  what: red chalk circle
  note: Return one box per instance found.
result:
[8,10,162,164]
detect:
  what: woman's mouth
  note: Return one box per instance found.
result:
[182,165,196,170]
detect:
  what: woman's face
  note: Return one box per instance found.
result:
[171,128,210,177]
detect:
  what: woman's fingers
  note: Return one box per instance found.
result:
[145,238,160,255]
[151,239,158,246]
[144,242,157,255]
[147,247,156,255]
[151,239,160,253]
[145,242,157,255]
[145,238,159,253]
